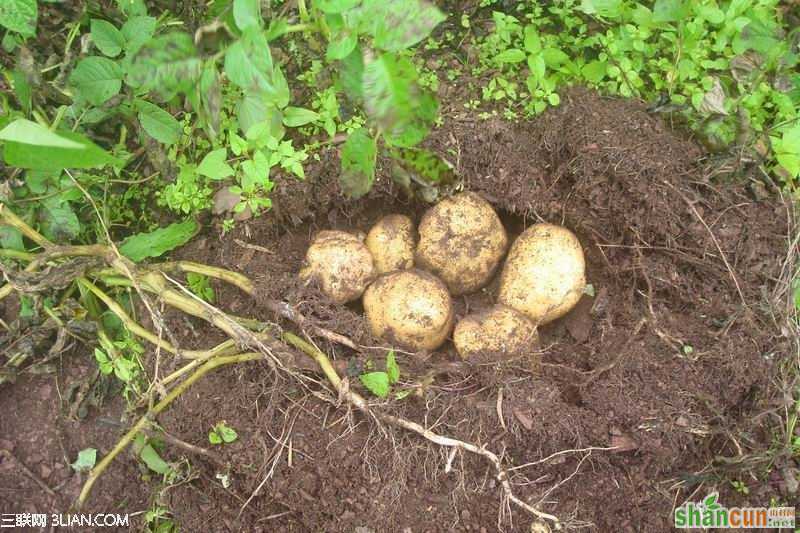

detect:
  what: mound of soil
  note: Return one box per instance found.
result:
[1,88,795,532]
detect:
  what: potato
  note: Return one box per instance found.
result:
[363,269,453,351]
[415,192,508,295]
[453,305,538,359]
[299,230,376,304]
[498,223,586,324]
[365,214,415,274]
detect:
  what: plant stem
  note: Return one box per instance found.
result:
[0,203,51,249]
[75,352,263,509]
[155,261,254,295]
[298,0,309,23]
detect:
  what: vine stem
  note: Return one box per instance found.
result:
[75,352,263,509]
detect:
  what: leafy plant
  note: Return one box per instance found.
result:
[209,421,238,445]
[71,448,97,472]
[187,273,216,303]
[359,350,401,398]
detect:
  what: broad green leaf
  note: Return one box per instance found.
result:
[523,25,541,54]
[314,0,360,14]
[118,219,198,262]
[71,448,97,472]
[340,127,376,198]
[361,0,445,52]
[128,33,202,99]
[233,0,262,30]
[0,0,37,35]
[732,18,782,57]
[237,92,284,138]
[326,30,358,61]
[91,19,125,57]
[363,53,437,147]
[0,119,118,170]
[94,348,113,375]
[41,197,81,242]
[340,44,365,102]
[135,100,182,145]
[282,107,320,127]
[652,0,687,23]
[140,443,172,474]
[197,148,234,179]
[386,351,399,384]
[121,15,156,55]
[224,28,274,94]
[360,371,390,398]
[495,49,526,64]
[69,57,123,106]
[581,60,606,83]
[0,226,24,251]
[209,431,222,444]
[117,0,148,16]
[579,0,623,18]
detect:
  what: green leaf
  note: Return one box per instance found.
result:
[340,45,365,102]
[362,0,445,52]
[581,60,606,83]
[314,0,360,14]
[140,443,172,474]
[363,53,437,147]
[340,127,376,198]
[128,33,202,99]
[0,119,118,170]
[71,448,97,472]
[233,0,262,30]
[579,0,623,18]
[282,107,320,127]
[41,197,81,242]
[135,100,182,145]
[224,28,275,94]
[238,94,284,139]
[360,372,390,398]
[121,15,156,55]
[495,49,526,64]
[118,219,198,262]
[217,424,238,443]
[386,351,399,384]
[652,0,687,23]
[197,148,234,179]
[69,57,123,106]
[91,19,125,57]
[0,0,37,35]
[0,226,24,251]
[326,30,358,61]
[94,348,113,374]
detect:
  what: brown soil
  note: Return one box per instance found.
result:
[2,88,796,532]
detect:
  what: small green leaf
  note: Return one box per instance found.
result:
[282,107,320,127]
[121,15,156,55]
[495,49,526,64]
[652,0,687,23]
[118,220,199,262]
[71,448,97,472]
[140,443,172,474]
[360,371,390,398]
[0,0,37,35]
[340,45,365,102]
[0,226,24,251]
[581,60,606,83]
[136,100,182,145]
[197,148,234,179]
[40,197,81,242]
[208,431,222,445]
[94,348,113,375]
[233,0,262,30]
[217,425,238,443]
[69,57,123,106]
[128,33,202,99]
[386,351,399,384]
[326,30,358,60]
[340,127,376,198]
[91,19,125,57]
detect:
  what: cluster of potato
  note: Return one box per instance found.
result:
[299,192,586,359]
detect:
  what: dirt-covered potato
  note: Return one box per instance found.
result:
[365,214,415,274]
[363,269,453,351]
[299,230,376,304]
[453,304,538,359]
[415,192,508,295]
[498,223,586,324]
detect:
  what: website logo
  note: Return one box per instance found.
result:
[674,492,795,529]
